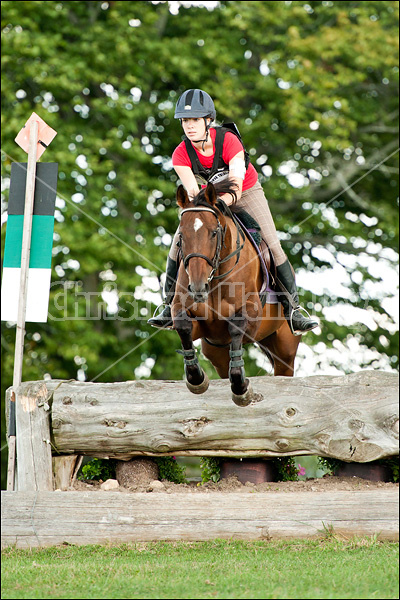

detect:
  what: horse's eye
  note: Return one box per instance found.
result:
[211,230,218,238]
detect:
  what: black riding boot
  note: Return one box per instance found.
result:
[147,257,178,329]
[275,260,319,335]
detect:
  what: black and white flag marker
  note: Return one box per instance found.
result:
[1,162,58,322]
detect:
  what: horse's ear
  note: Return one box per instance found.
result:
[176,185,190,209]
[205,182,217,206]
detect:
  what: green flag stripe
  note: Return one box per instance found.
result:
[3,214,55,269]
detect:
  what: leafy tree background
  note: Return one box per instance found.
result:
[1,1,398,488]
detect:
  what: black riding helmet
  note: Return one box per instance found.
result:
[174,89,216,120]
[174,89,216,148]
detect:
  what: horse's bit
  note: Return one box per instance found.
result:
[177,206,245,284]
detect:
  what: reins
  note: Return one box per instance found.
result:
[178,205,246,283]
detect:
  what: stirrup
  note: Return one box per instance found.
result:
[148,303,173,329]
[151,303,167,319]
[290,306,318,336]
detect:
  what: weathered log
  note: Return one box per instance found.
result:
[1,489,398,547]
[8,370,398,463]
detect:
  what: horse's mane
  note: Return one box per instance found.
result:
[192,180,238,216]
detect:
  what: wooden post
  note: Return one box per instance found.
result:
[15,381,53,491]
[14,119,39,386]
[9,119,53,491]
[6,392,16,490]
[7,121,39,490]
[53,455,83,491]
[6,114,57,491]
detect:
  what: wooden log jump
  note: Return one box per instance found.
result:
[2,488,398,548]
[5,370,399,492]
[3,370,398,548]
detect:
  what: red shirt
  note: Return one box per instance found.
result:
[172,128,258,191]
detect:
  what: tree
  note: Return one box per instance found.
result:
[1,1,398,487]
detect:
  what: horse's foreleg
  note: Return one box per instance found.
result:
[174,309,209,394]
[227,312,261,407]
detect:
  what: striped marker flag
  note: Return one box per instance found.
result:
[1,162,58,322]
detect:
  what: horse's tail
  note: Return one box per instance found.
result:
[258,344,275,369]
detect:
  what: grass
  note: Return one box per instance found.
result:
[1,538,398,599]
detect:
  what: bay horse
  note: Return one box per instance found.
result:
[171,180,301,406]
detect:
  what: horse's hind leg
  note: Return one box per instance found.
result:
[174,309,209,394]
[258,328,300,377]
[228,312,261,407]
[201,341,230,379]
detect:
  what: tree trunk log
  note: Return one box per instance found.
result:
[8,370,398,463]
[1,489,398,547]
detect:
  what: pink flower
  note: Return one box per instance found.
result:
[297,464,306,476]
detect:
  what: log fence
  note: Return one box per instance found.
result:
[2,370,398,547]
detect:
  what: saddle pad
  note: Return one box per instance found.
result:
[232,209,262,246]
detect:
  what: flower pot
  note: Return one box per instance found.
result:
[220,459,276,484]
[334,462,392,482]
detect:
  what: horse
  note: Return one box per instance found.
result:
[171,180,301,406]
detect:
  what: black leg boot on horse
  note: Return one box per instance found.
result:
[275,260,319,336]
[228,312,262,407]
[147,256,178,329]
[174,309,210,394]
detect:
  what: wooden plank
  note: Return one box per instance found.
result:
[15,381,53,491]
[40,370,399,461]
[1,489,398,548]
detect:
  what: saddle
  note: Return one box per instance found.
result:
[231,210,278,307]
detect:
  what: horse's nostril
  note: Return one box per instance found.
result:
[205,283,210,294]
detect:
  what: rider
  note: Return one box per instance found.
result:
[148,88,318,335]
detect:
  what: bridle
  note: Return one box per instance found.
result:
[177,206,246,283]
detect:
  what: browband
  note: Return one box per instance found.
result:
[180,207,218,218]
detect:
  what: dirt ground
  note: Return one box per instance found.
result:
[72,474,398,494]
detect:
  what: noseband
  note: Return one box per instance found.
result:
[178,206,245,283]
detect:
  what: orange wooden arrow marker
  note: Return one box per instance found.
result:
[14,112,57,159]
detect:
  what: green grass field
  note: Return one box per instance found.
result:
[1,538,399,599]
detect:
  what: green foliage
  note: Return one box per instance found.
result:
[200,457,221,483]
[317,456,344,475]
[154,457,187,484]
[79,458,116,481]
[273,456,299,482]
[385,456,399,483]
